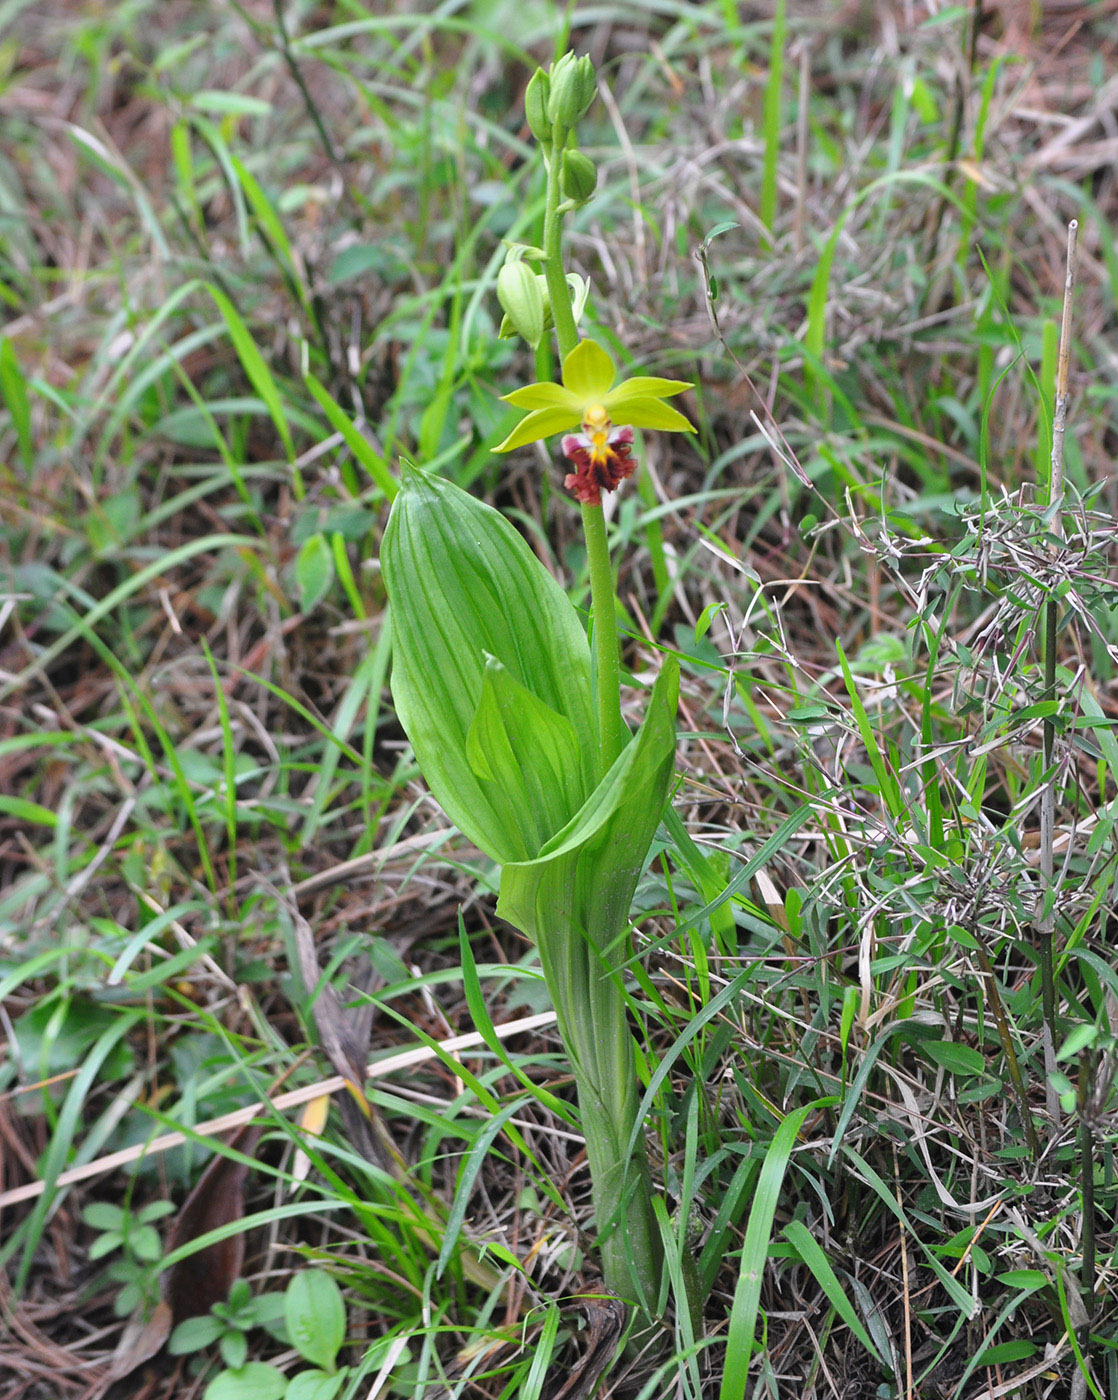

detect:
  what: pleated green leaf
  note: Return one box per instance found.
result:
[383,464,680,1310]
[465,657,586,859]
[497,655,678,1079]
[496,658,679,1306]
[498,657,679,963]
[382,466,597,864]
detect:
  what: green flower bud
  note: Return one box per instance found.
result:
[524,69,551,144]
[547,53,596,132]
[566,273,590,326]
[561,149,597,204]
[496,258,546,348]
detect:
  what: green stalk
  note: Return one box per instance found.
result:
[1039,596,1057,1041]
[543,134,578,360]
[538,923,662,1311]
[1038,221,1078,1117]
[973,926,1041,1160]
[543,131,627,776]
[536,113,662,1311]
[581,501,628,773]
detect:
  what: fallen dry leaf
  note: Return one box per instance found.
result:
[164,1122,263,1323]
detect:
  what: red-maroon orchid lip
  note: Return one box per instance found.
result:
[561,424,636,505]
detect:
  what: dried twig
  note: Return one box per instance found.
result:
[0,1012,557,1209]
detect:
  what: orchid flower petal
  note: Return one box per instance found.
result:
[605,375,692,404]
[502,382,579,410]
[494,405,582,453]
[561,339,616,402]
[611,400,696,432]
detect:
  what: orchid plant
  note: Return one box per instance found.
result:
[381,54,695,1315]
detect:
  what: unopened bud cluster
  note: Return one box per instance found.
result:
[524,56,598,207]
[547,53,596,130]
[499,55,599,349]
[524,54,598,144]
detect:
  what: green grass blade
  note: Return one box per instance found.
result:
[720,1102,818,1400]
[0,335,33,467]
[841,1147,974,1316]
[204,283,296,474]
[202,638,239,889]
[304,370,397,500]
[457,916,572,1132]
[759,0,786,241]
[436,1097,523,1280]
[782,1218,883,1361]
[520,1301,561,1400]
[835,638,902,818]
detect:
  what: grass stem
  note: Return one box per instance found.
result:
[1038,218,1079,1115]
[1077,1050,1097,1319]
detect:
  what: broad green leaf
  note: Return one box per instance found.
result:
[1056,1023,1097,1061]
[285,1270,345,1372]
[465,657,585,860]
[294,533,334,613]
[88,1231,123,1260]
[382,467,596,864]
[82,1202,126,1232]
[0,796,56,827]
[204,1363,286,1400]
[220,1331,248,1370]
[498,659,678,951]
[695,601,725,642]
[130,1224,164,1262]
[169,1314,225,1353]
[996,1270,1047,1289]
[975,1340,1036,1366]
[191,91,273,117]
[920,1040,986,1076]
[286,1369,349,1400]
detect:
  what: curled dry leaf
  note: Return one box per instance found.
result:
[99,1299,173,1389]
[164,1122,264,1324]
[546,1296,629,1400]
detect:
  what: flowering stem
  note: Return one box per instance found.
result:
[581,502,628,773]
[538,121,658,1312]
[543,135,578,360]
[544,132,627,775]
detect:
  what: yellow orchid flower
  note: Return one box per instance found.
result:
[493,339,695,505]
